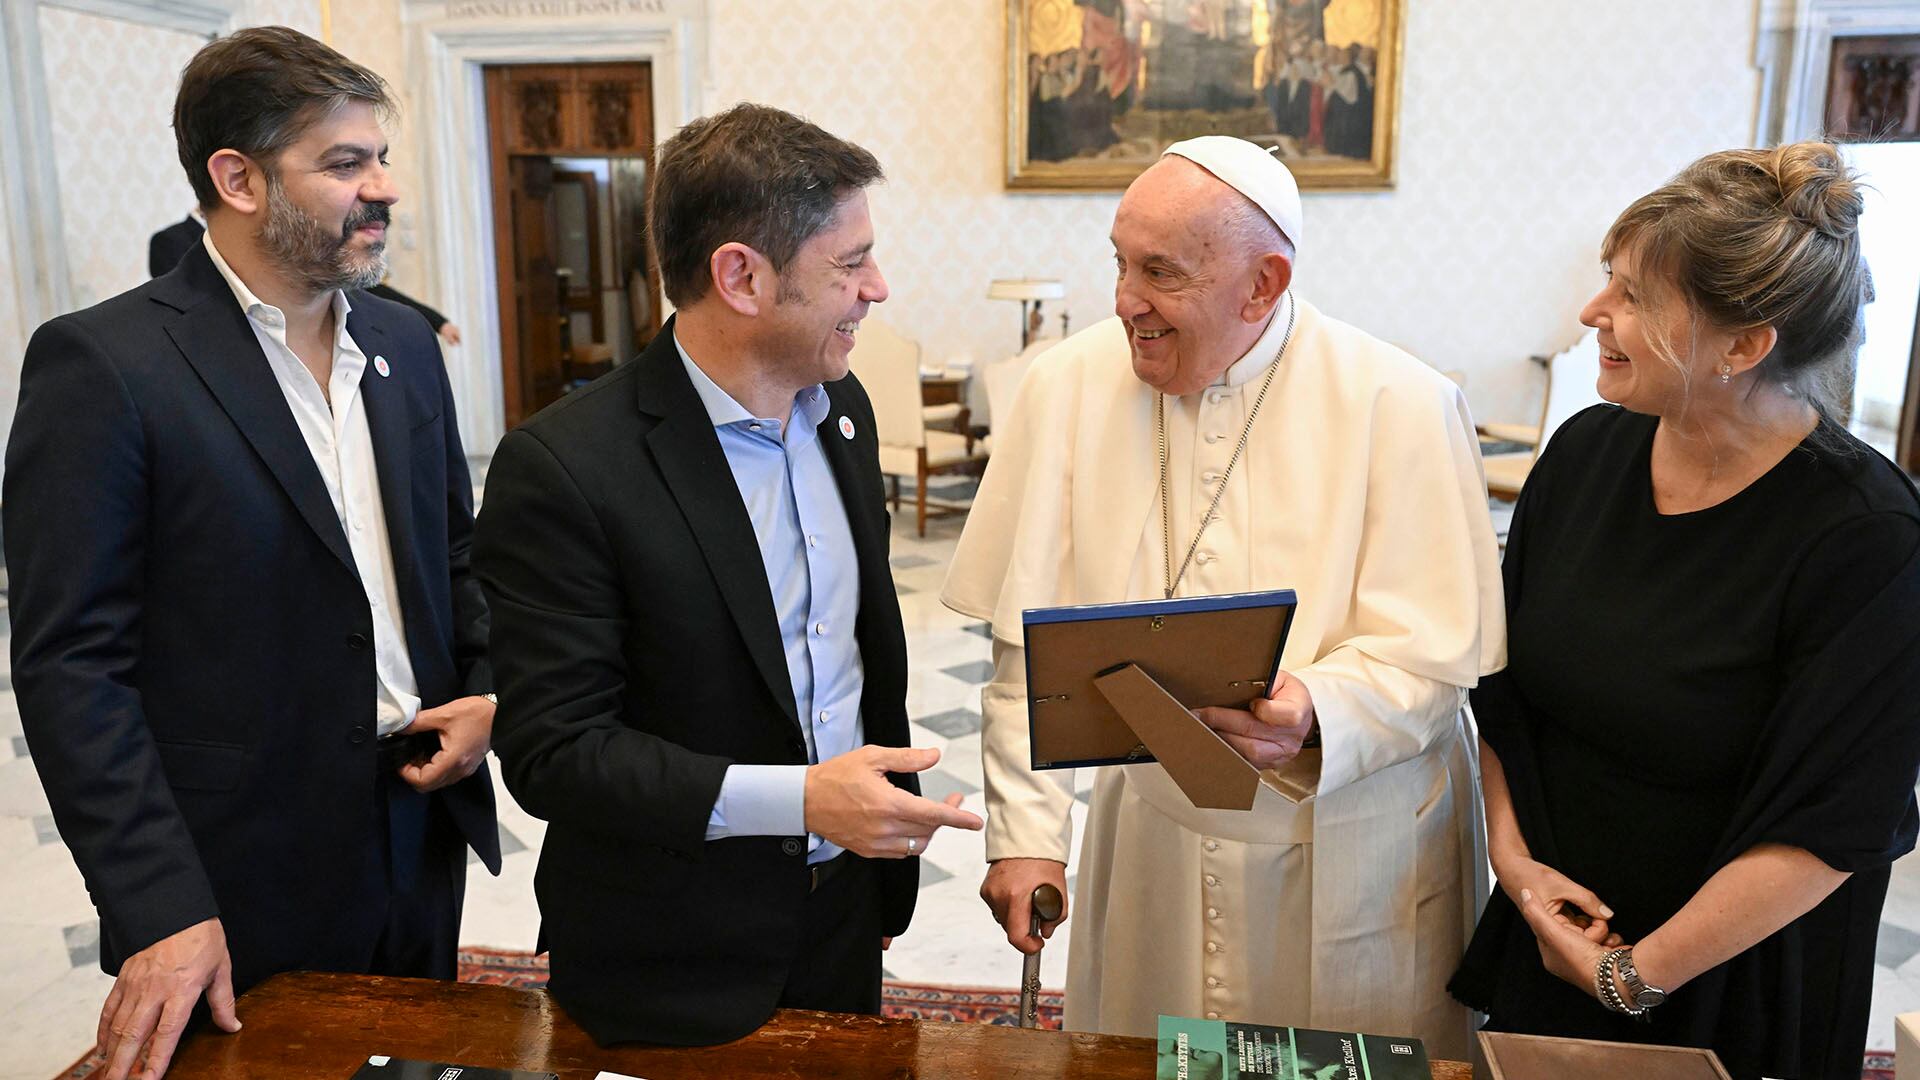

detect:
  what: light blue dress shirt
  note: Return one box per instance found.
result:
[678,336,865,865]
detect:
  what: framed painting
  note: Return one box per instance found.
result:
[1007,0,1403,191]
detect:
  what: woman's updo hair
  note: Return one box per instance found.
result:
[1601,140,1871,424]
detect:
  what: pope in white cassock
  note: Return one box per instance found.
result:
[940,137,1504,1057]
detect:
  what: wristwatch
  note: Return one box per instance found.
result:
[1616,948,1669,1010]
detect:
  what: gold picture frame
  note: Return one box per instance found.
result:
[1007,0,1403,192]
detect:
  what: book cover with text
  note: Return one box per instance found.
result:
[1157,1015,1430,1080]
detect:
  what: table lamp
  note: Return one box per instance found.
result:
[987,278,1066,349]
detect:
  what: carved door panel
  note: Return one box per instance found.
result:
[509,156,567,417]
[485,61,656,427]
[579,74,652,154]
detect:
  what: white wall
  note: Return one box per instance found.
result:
[1848,142,1920,431]
[0,214,21,450]
[2,0,1769,446]
[702,0,1763,424]
[38,5,205,308]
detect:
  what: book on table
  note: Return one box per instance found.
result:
[350,1057,558,1080]
[1157,1014,1431,1080]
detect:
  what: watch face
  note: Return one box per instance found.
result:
[1634,987,1668,1008]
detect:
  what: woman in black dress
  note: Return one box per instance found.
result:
[1449,141,1920,1079]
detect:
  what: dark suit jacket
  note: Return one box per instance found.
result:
[4,242,502,995]
[149,215,203,278]
[474,319,919,1046]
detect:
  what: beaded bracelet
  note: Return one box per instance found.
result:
[1595,948,1646,1018]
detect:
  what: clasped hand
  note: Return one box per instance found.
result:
[1194,670,1315,769]
[396,694,494,792]
[804,745,983,858]
[1502,855,1628,1001]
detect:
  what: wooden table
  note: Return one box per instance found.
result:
[920,373,968,408]
[168,971,1474,1079]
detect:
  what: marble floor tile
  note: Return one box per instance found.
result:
[0,965,115,1080]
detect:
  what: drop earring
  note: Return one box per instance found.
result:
[1718,362,1733,385]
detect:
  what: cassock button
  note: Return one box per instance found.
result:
[1206,907,1221,920]
[1206,1012,1220,1020]
[1207,941,1221,954]
[1206,976,1220,989]
[781,838,803,857]
[1205,874,1219,887]
[1204,839,1220,852]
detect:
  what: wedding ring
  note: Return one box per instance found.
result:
[907,836,918,855]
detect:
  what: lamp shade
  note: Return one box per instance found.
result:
[987,278,1066,302]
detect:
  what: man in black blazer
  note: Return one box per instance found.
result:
[148,212,204,278]
[474,103,980,1047]
[6,28,498,1080]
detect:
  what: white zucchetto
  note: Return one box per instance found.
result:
[1162,136,1305,257]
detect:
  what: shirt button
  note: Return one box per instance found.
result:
[1206,907,1220,920]
[817,710,830,724]
[780,838,802,856]
[749,423,762,432]
[814,622,827,636]
[807,535,819,548]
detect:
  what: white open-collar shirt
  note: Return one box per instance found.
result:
[204,231,420,737]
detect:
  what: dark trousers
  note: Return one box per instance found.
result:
[776,853,882,1013]
[369,769,468,979]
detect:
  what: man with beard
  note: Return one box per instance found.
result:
[4,27,498,1080]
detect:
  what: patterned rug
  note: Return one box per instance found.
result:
[56,947,1063,1078]
[456,946,1064,1027]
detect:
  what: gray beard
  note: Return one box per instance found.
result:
[258,175,386,293]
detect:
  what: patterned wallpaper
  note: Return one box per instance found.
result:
[701,0,1762,420]
[11,0,1761,428]
[37,6,207,309]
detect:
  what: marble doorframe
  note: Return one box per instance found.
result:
[399,0,708,455]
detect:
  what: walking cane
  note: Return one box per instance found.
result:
[1019,883,1064,1028]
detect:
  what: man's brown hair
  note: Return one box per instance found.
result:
[647,103,883,307]
[173,25,394,209]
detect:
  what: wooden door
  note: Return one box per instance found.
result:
[484,61,655,427]
[508,156,565,417]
